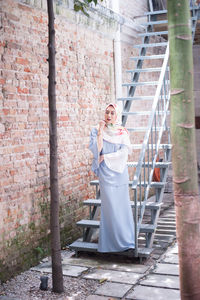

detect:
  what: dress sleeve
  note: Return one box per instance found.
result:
[89,128,99,176]
[104,144,128,174]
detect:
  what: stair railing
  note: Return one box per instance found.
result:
[132,43,170,257]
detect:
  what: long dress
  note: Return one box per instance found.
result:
[89,128,135,252]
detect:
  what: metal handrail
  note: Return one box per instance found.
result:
[132,43,169,190]
[132,43,170,251]
[131,5,199,255]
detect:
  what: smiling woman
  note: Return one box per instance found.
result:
[89,103,135,253]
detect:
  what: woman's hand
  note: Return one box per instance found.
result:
[99,155,104,164]
[98,120,106,134]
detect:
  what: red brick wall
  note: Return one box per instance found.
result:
[0,0,171,280]
[0,0,116,279]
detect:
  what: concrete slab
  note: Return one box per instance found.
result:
[154,263,179,276]
[86,296,112,300]
[62,257,149,273]
[31,262,88,277]
[126,285,180,300]
[166,245,179,255]
[94,282,132,298]
[84,269,142,284]
[162,254,179,264]
[140,274,180,289]
[0,297,21,300]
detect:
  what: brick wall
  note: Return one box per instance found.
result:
[0,0,118,280]
[0,0,179,280]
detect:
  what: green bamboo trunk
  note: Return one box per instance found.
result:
[167,1,200,299]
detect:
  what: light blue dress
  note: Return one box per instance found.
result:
[89,128,135,252]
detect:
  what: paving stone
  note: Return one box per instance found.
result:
[62,257,149,273]
[0,297,21,300]
[140,274,180,289]
[154,263,179,276]
[166,244,179,255]
[94,282,132,298]
[126,285,180,300]
[31,262,88,277]
[86,296,112,300]
[162,254,179,264]
[84,269,142,284]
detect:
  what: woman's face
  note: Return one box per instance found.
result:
[105,105,117,125]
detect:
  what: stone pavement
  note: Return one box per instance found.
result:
[32,240,180,299]
[31,191,180,299]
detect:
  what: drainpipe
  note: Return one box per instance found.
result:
[112,0,123,105]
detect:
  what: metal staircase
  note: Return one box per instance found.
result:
[69,4,199,259]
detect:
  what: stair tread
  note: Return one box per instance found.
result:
[126,67,163,73]
[130,54,165,60]
[122,110,170,116]
[129,144,172,150]
[142,20,168,26]
[142,16,196,26]
[77,219,155,233]
[134,42,168,48]
[83,199,162,210]
[138,30,168,37]
[144,9,168,15]
[69,240,153,257]
[122,81,159,87]
[139,28,194,37]
[118,96,155,101]
[127,161,171,167]
[144,6,199,16]
[90,180,165,188]
[127,126,163,132]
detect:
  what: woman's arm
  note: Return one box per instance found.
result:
[97,120,106,153]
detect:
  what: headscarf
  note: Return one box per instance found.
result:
[102,103,131,151]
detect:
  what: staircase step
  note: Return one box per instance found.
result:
[157,224,176,230]
[158,220,176,226]
[69,240,153,258]
[127,126,162,132]
[90,180,165,189]
[77,219,155,234]
[140,224,155,233]
[144,9,167,15]
[127,161,171,168]
[77,219,99,228]
[142,16,196,26]
[156,228,176,235]
[126,67,163,73]
[70,240,98,252]
[138,31,168,37]
[142,20,168,26]
[130,54,165,60]
[134,42,168,48]
[144,6,199,16]
[139,29,194,37]
[122,81,159,87]
[122,110,170,116]
[83,199,161,210]
[129,144,172,150]
[118,96,155,101]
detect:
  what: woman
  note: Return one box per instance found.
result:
[89,103,135,253]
